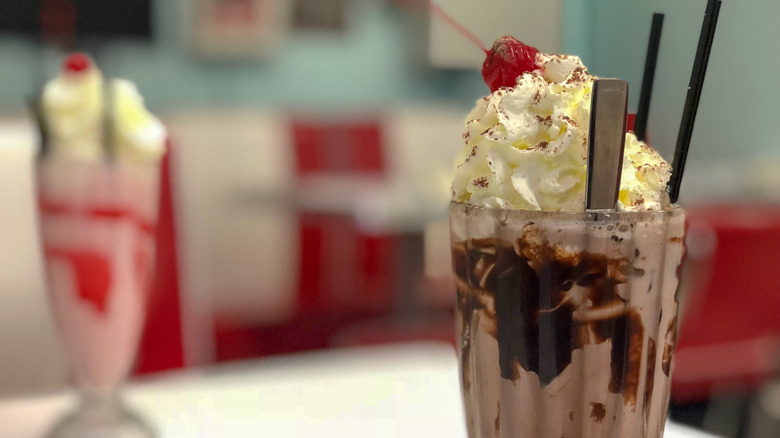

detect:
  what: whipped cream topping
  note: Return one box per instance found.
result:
[41,58,166,163]
[452,53,671,212]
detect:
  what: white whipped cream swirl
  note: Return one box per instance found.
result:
[42,61,166,163]
[452,54,671,212]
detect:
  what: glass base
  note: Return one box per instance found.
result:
[48,397,155,438]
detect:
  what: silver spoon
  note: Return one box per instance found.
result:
[586,78,628,211]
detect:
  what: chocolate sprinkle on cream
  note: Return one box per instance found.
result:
[472,177,489,189]
[590,403,607,422]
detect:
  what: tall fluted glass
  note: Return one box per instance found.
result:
[451,203,685,438]
[37,159,160,438]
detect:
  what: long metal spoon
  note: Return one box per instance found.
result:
[586,79,629,210]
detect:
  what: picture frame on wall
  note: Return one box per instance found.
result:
[188,0,292,60]
[292,0,348,32]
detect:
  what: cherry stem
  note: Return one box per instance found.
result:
[429,0,487,53]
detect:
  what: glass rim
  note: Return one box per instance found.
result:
[450,201,684,221]
[35,157,162,171]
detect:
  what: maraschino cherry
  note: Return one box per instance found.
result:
[482,36,539,92]
[62,52,92,74]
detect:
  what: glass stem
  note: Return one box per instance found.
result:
[78,388,124,419]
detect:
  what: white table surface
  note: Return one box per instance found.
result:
[0,342,719,438]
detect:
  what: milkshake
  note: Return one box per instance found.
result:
[451,37,685,438]
[35,53,165,437]
[38,161,160,391]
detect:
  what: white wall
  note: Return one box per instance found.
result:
[0,119,67,396]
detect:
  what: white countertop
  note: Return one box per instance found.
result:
[0,342,720,438]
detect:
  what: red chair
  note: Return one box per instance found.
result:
[212,117,402,361]
[672,203,780,402]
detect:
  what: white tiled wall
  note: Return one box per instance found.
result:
[165,109,299,365]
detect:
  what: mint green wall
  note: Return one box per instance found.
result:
[0,0,486,114]
[580,0,779,167]
[562,0,594,66]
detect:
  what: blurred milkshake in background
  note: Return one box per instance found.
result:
[35,53,165,438]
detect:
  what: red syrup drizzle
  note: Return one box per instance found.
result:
[46,249,112,314]
[39,200,156,235]
[41,200,157,315]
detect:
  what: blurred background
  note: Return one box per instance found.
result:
[1,0,780,437]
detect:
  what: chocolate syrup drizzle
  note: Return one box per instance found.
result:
[454,230,668,407]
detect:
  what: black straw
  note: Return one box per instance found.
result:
[668,0,722,203]
[634,13,664,142]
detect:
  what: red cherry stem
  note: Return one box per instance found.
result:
[429,1,487,53]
